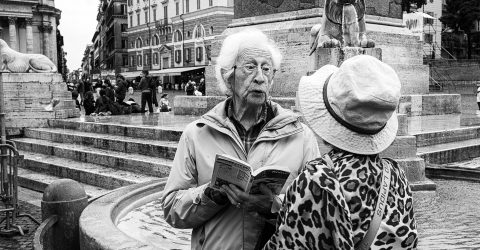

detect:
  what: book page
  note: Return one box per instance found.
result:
[210,155,253,192]
[250,167,290,195]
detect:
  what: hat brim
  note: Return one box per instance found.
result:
[298,65,398,155]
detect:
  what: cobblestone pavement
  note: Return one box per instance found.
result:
[0,201,41,250]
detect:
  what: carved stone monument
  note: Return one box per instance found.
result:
[0,39,57,73]
[0,73,79,135]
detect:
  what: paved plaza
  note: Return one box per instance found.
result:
[0,111,478,248]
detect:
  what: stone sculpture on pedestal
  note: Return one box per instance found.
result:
[0,39,57,73]
[309,0,375,55]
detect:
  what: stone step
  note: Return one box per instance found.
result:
[18,151,160,190]
[24,127,178,159]
[48,119,184,141]
[13,138,173,178]
[414,126,480,147]
[417,138,480,164]
[17,168,109,198]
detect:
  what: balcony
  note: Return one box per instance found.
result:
[155,19,169,29]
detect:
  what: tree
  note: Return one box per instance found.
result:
[402,0,427,13]
[440,0,480,59]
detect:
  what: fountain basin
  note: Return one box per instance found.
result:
[79,179,178,250]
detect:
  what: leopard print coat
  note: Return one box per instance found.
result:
[264,149,418,250]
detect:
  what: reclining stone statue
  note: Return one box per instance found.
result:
[0,39,57,73]
[309,0,375,55]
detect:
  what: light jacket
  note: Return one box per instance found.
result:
[162,100,320,250]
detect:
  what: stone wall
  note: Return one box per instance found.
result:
[205,11,429,97]
[234,0,402,19]
[0,73,79,136]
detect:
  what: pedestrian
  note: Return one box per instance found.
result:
[103,78,115,102]
[151,78,160,109]
[264,55,418,250]
[476,84,480,113]
[139,70,154,113]
[198,78,205,96]
[77,80,85,106]
[185,79,195,96]
[83,91,95,116]
[115,74,127,104]
[159,93,171,112]
[161,29,320,250]
[93,89,112,116]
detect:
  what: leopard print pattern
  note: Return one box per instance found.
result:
[264,149,418,249]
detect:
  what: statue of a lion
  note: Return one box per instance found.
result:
[309,0,375,55]
[0,39,57,73]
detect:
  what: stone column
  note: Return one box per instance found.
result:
[8,17,18,51]
[39,24,52,59]
[50,16,58,65]
[25,18,34,53]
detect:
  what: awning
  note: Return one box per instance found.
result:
[121,71,141,79]
[149,66,205,76]
[417,12,436,19]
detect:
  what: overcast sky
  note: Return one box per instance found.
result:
[55,0,98,71]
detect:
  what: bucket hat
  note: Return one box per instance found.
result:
[298,55,400,155]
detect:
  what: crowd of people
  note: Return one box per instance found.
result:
[66,71,172,116]
[161,29,418,250]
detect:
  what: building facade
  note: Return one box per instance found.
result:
[125,0,233,89]
[421,0,443,60]
[91,0,128,80]
[0,0,62,66]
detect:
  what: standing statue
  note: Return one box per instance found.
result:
[309,0,375,55]
[0,39,58,73]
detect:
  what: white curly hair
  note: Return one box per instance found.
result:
[215,29,283,95]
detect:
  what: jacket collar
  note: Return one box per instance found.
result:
[197,99,303,140]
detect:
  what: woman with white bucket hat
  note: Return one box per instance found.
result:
[264,55,418,250]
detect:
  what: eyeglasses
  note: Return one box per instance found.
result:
[234,63,276,77]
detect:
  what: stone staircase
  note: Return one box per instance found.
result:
[11,118,184,198]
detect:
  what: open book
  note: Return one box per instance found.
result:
[210,154,290,195]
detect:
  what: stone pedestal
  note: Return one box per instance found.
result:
[0,73,80,136]
[309,47,382,73]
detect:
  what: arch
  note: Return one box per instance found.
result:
[209,26,214,35]
[174,29,183,42]
[136,37,143,48]
[153,34,160,46]
[193,24,206,40]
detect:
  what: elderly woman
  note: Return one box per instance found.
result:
[161,29,320,250]
[264,55,418,249]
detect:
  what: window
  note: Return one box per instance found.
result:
[137,55,142,66]
[186,0,189,13]
[153,35,159,45]
[122,39,128,49]
[195,25,204,38]
[121,24,128,32]
[196,47,203,61]
[136,38,142,48]
[145,10,148,23]
[131,41,135,48]
[153,53,159,65]
[424,12,434,25]
[197,0,200,9]
[175,30,183,42]
[131,56,135,66]
[187,31,191,38]
[137,13,140,26]
[185,48,191,62]
[144,54,149,65]
[153,8,157,21]
[164,6,168,19]
[137,0,139,3]
[163,57,169,68]
[129,14,133,27]
[209,0,213,6]
[123,56,129,66]
[176,2,179,15]
[175,50,181,63]
[209,26,213,35]
[121,4,127,15]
